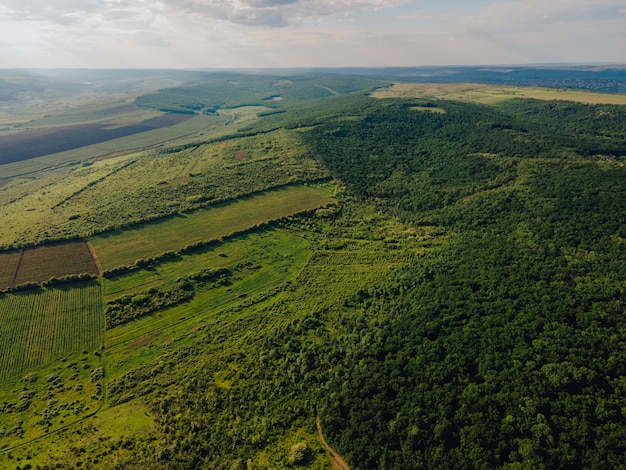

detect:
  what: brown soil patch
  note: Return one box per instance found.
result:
[12,240,99,286]
[234,150,248,162]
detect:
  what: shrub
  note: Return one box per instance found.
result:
[288,441,310,465]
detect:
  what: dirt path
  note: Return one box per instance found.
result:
[10,249,25,287]
[314,84,340,96]
[316,415,351,470]
[87,241,104,276]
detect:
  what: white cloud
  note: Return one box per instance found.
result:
[461,0,626,33]
[0,0,409,29]
[448,0,626,64]
[0,0,624,68]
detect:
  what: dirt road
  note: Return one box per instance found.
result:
[316,415,351,470]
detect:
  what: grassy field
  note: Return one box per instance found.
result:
[90,184,334,271]
[101,226,299,301]
[3,400,155,469]
[104,227,313,381]
[0,128,329,249]
[371,82,626,105]
[0,158,138,249]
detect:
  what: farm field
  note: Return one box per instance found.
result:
[0,281,104,451]
[0,240,98,290]
[90,183,334,272]
[0,250,21,289]
[0,112,193,166]
[371,82,626,105]
[0,113,223,178]
[7,102,160,130]
[0,93,280,180]
[2,400,155,469]
[0,281,103,384]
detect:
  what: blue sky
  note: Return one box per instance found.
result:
[0,0,624,68]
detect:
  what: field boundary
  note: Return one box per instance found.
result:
[87,241,104,276]
[10,249,25,288]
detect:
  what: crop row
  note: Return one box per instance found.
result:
[0,282,103,385]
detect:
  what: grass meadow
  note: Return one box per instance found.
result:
[0,157,138,248]
[4,400,155,468]
[103,227,314,382]
[90,184,334,271]
[371,82,626,105]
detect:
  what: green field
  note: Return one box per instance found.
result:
[90,184,334,271]
[371,82,626,105]
[0,128,329,248]
[0,281,103,385]
[0,157,138,248]
[101,226,303,300]
[104,227,314,381]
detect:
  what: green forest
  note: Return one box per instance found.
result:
[301,98,626,468]
[1,74,626,469]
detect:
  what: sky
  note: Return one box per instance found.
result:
[0,0,624,68]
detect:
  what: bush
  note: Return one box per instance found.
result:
[288,441,310,465]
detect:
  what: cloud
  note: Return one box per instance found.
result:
[447,0,626,65]
[0,0,624,68]
[0,0,408,29]
[461,0,626,33]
